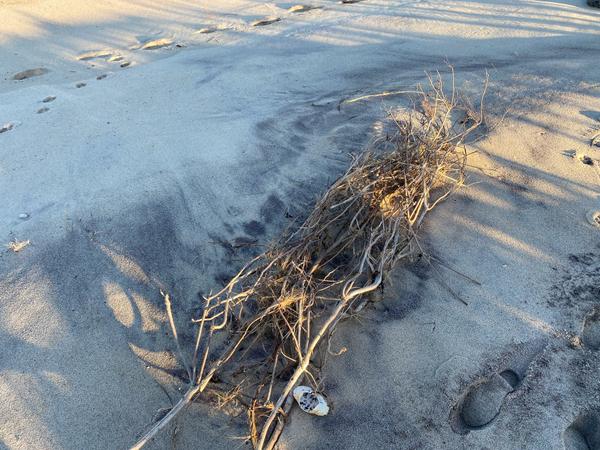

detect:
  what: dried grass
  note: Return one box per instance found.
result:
[131,72,486,450]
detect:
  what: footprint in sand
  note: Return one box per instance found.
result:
[195,27,217,34]
[141,38,173,50]
[340,0,362,3]
[563,411,600,450]
[195,24,230,34]
[288,4,319,13]
[1,123,14,133]
[251,17,281,27]
[37,107,49,114]
[42,95,56,103]
[12,68,49,81]
[582,307,600,350]
[77,49,114,61]
[75,82,86,88]
[457,369,522,430]
[451,340,546,433]
[580,154,594,166]
[120,61,131,68]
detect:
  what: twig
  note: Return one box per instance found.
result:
[340,89,421,106]
[162,292,192,383]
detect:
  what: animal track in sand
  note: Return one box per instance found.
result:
[563,411,600,450]
[42,96,56,103]
[251,17,281,27]
[582,307,600,350]
[37,107,49,114]
[340,0,362,3]
[96,74,107,80]
[75,82,86,88]
[450,340,546,434]
[12,68,49,80]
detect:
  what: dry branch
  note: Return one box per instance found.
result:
[130,73,485,450]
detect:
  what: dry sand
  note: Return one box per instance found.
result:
[1,0,600,449]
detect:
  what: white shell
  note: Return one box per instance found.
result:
[293,386,329,416]
[587,210,600,228]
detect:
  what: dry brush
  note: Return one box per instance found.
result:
[131,73,486,450]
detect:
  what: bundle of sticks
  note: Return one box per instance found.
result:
[131,73,485,450]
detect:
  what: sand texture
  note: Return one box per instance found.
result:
[1,0,600,449]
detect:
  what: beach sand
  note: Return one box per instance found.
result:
[1,0,599,449]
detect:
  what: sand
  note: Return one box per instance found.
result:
[1,0,600,449]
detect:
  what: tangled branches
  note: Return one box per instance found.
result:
[131,74,485,450]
